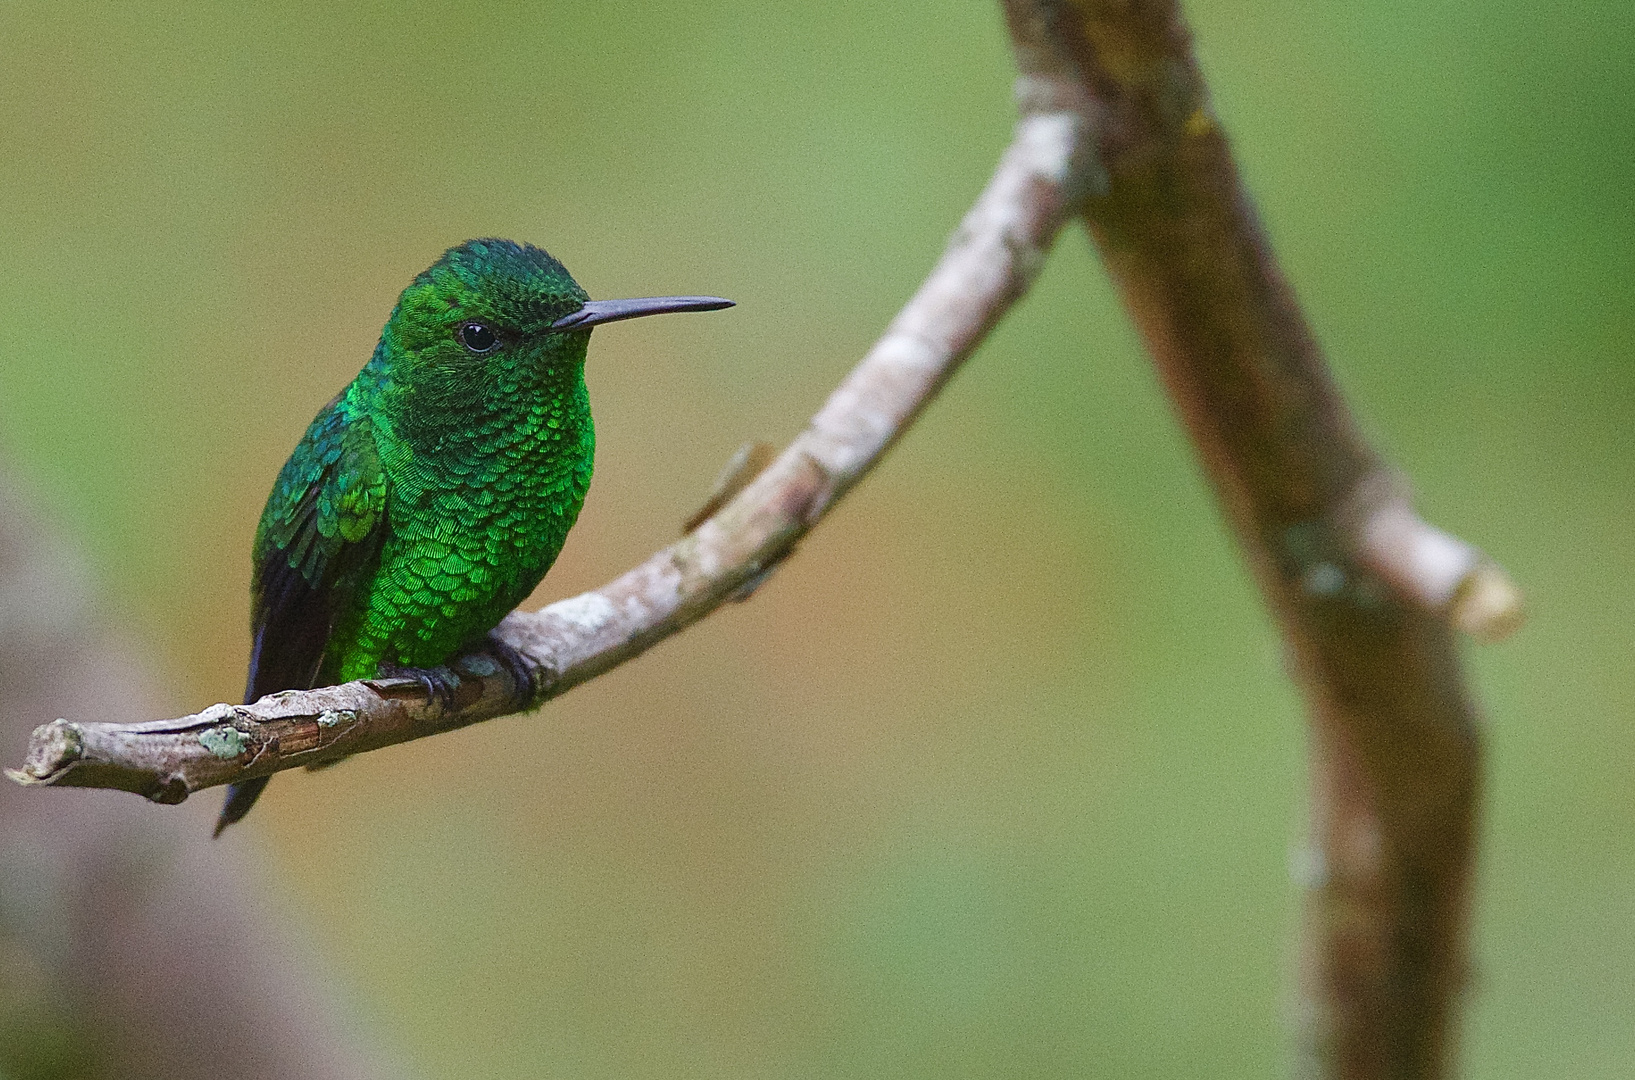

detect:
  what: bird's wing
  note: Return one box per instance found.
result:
[220,397,388,836]
[245,396,389,703]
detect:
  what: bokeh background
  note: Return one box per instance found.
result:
[1,1,1630,1077]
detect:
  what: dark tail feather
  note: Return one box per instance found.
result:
[215,776,271,838]
[215,555,330,838]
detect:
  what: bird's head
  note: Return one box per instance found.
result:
[377,238,731,395]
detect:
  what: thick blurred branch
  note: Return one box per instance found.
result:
[999,1,1517,1077]
[8,88,1099,802]
[0,474,398,1080]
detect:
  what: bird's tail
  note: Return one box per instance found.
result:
[214,776,271,838]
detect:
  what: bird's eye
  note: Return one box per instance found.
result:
[458,322,500,353]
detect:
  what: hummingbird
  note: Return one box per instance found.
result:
[216,238,732,835]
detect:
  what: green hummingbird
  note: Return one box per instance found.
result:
[217,239,732,835]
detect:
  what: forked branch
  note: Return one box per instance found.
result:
[1001,1,1518,1077]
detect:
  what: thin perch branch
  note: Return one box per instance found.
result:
[8,93,1101,802]
[998,1,1518,1077]
[9,14,1522,1078]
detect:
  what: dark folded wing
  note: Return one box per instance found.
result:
[245,397,389,703]
[220,397,388,836]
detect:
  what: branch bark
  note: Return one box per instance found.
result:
[7,87,1101,801]
[8,8,1520,1077]
[999,1,1518,1077]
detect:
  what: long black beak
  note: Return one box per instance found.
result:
[552,295,734,331]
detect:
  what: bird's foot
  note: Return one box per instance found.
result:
[376,662,461,712]
[479,633,540,704]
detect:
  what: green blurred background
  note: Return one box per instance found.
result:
[1,0,1630,1076]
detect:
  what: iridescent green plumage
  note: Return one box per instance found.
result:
[260,241,594,682]
[218,239,730,834]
